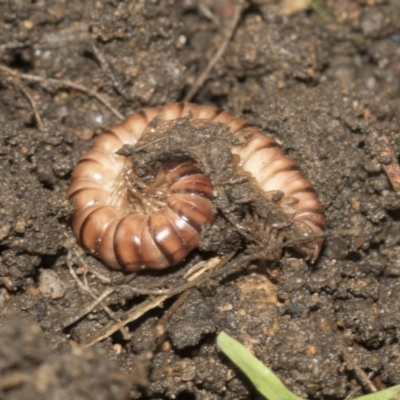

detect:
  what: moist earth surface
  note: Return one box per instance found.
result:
[1,1,400,399]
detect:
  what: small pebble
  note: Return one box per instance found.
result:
[39,269,65,299]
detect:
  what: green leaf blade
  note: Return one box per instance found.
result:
[217,331,400,400]
[217,331,304,400]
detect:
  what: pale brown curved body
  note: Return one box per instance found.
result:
[67,103,326,270]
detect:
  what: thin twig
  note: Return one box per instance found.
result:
[85,264,113,285]
[12,78,44,129]
[83,293,168,347]
[66,253,116,322]
[340,346,377,393]
[91,43,130,101]
[184,0,247,102]
[65,252,130,341]
[67,252,90,292]
[122,285,172,295]
[62,286,115,328]
[153,289,193,342]
[0,64,123,120]
[183,256,222,279]
[184,255,227,280]
[82,227,361,347]
[82,255,231,347]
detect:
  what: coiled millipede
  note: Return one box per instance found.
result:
[67,103,326,271]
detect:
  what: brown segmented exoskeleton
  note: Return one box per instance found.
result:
[67,102,326,271]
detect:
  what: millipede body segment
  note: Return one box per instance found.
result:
[67,103,326,271]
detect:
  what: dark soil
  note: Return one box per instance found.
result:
[1,1,400,399]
